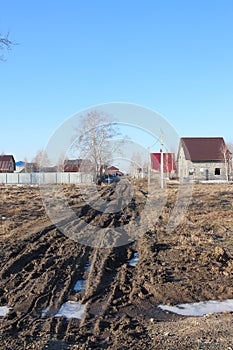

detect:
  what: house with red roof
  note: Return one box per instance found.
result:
[63,159,93,172]
[177,137,232,181]
[0,155,16,173]
[105,166,123,176]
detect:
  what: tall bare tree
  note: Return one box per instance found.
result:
[71,111,120,179]
[226,141,233,180]
[220,141,232,181]
[0,33,13,60]
[130,151,147,178]
[56,152,67,172]
[32,149,51,171]
[226,141,233,154]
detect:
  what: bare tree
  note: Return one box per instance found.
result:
[32,149,51,171]
[226,141,233,180]
[220,141,232,181]
[0,32,14,60]
[71,111,120,179]
[56,152,67,172]
[130,151,147,178]
[226,141,233,154]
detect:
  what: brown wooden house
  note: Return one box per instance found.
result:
[0,155,16,173]
[105,166,123,176]
[64,159,93,172]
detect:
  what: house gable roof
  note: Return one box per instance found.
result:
[0,155,16,171]
[63,159,92,172]
[107,166,119,171]
[180,137,230,161]
[0,155,15,162]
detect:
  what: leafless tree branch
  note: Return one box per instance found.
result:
[0,32,14,61]
[71,111,121,179]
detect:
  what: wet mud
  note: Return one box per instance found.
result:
[0,181,233,349]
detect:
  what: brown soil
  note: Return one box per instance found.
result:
[0,181,233,349]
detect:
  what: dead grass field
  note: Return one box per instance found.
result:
[0,181,233,349]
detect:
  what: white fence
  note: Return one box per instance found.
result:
[0,172,93,185]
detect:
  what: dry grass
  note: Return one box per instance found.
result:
[1,183,233,247]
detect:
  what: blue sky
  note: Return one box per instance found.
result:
[0,0,233,161]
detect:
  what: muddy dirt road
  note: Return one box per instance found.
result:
[0,182,233,349]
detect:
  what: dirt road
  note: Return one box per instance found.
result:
[0,182,233,349]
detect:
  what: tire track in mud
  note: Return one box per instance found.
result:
[77,230,163,349]
[0,182,173,348]
[0,223,92,336]
[1,183,233,349]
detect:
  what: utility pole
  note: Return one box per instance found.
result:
[147,137,161,187]
[160,131,164,189]
[148,147,151,185]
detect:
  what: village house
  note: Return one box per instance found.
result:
[0,155,16,173]
[177,137,232,181]
[15,161,47,173]
[105,166,123,176]
[64,159,93,172]
[150,152,176,178]
[15,160,27,173]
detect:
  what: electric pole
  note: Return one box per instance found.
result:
[160,131,164,189]
[148,147,151,185]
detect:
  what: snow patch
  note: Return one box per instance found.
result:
[55,301,86,319]
[74,279,86,292]
[41,306,50,318]
[85,261,91,271]
[158,299,233,316]
[198,180,233,184]
[128,252,139,267]
[0,306,11,317]
[73,259,91,292]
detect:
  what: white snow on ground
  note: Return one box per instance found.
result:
[73,259,90,292]
[41,301,86,319]
[41,306,50,318]
[198,180,233,184]
[85,261,91,271]
[158,299,233,316]
[128,252,139,267]
[74,279,86,291]
[0,306,10,317]
[55,301,86,319]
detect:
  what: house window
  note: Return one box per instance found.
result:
[189,168,195,175]
[215,168,221,175]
